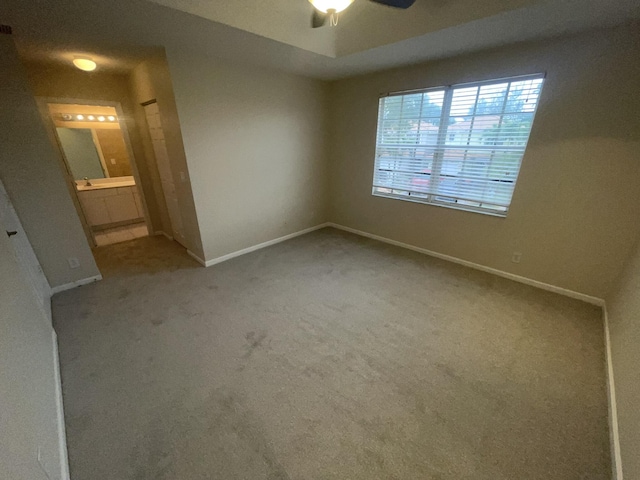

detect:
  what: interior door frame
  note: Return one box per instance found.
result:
[36,97,153,247]
[142,100,186,246]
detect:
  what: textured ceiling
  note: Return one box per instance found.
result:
[3,0,640,79]
[145,0,547,57]
[147,0,336,56]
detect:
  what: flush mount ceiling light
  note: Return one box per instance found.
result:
[308,0,354,13]
[309,0,354,25]
[72,56,97,72]
[309,0,415,28]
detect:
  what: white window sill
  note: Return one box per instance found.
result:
[372,191,508,218]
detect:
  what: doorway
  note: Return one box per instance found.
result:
[44,101,152,247]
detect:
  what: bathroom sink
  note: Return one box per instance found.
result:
[75,177,136,191]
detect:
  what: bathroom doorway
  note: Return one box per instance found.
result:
[43,101,151,247]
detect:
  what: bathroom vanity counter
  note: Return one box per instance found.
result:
[75,176,136,191]
[76,178,144,228]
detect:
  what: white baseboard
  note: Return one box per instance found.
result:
[603,306,623,480]
[202,223,330,267]
[187,249,206,267]
[45,222,620,480]
[327,223,605,306]
[51,330,71,480]
[50,274,102,295]
[328,222,621,475]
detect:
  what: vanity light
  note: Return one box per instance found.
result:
[68,113,116,122]
[72,56,97,72]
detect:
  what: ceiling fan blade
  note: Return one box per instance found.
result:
[311,10,328,28]
[368,0,416,8]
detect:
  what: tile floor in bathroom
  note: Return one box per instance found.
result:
[93,222,149,247]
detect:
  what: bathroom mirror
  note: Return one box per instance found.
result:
[56,127,107,180]
[48,104,135,187]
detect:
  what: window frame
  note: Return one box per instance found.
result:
[372,73,545,217]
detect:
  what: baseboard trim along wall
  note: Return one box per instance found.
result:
[327,223,605,306]
[50,274,102,295]
[328,222,621,476]
[48,223,621,478]
[51,330,71,480]
[197,221,605,305]
[200,223,330,268]
[603,307,624,480]
[187,249,207,266]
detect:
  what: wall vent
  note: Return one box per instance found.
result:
[0,25,13,35]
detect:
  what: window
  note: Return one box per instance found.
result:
[372,74,544,216]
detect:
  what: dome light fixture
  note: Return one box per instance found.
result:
[309,0,416,28]
[88,115,95,121]
[72,56,97,72]
[108,115,116,121]
[308,0,354,13]
[76,114,85,120]
[98,116,105,122]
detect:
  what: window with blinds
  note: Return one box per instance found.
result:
[372,74,544,216]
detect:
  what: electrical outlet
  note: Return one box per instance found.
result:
[179,171,186,182]
[110,158,116,165]
[511,252,522,264]
[67,257,80,269]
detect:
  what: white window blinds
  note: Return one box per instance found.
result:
[373,74,544,215]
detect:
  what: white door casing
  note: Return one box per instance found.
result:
[0,179,51,319]
[144,102,185,246]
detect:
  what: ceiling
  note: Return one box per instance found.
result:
[146,0,337,56]
[3,0,639,79]
[145,0,547,57]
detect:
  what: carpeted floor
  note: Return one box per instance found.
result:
[52,228,611,479]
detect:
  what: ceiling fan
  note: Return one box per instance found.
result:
[309,0,416,28]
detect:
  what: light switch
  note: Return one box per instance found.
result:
[110,158,116,165]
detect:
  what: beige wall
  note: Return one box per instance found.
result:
[0,36,99,288]
[129,56,204,258]
[94,129,133,178]
[166,49,329,261]
[328,23,640,299]
[23,61,165,235]
[0,197,68,479]
[607,238,640,479]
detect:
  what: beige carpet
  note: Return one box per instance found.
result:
[52,228,610,479]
